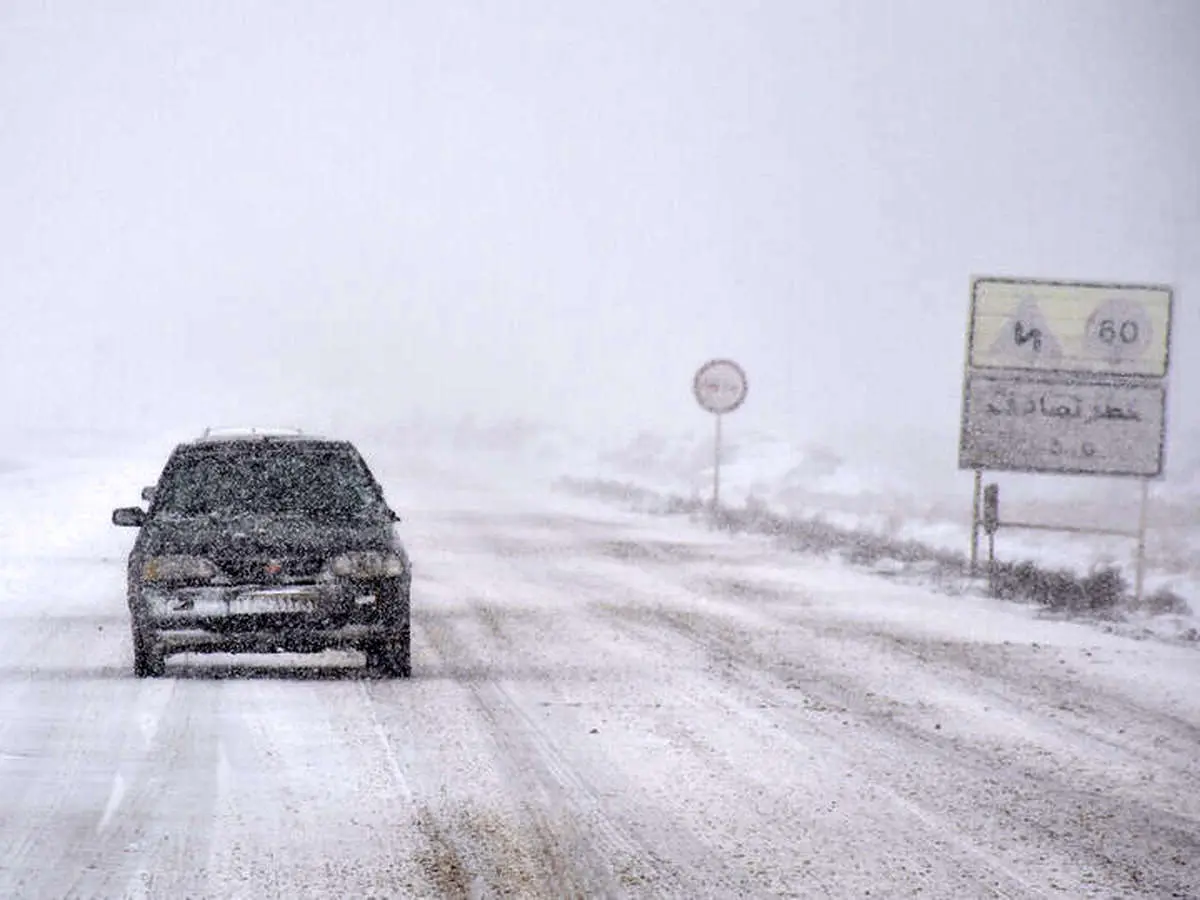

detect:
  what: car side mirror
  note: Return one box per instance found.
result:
[140,485,156,503]
[112,507,146,527]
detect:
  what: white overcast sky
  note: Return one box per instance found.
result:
[2,1,1198,458]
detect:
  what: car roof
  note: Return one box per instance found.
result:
[156,428,384,497]
[191,426,330,444]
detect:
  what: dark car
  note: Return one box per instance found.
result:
[112,428,412,678]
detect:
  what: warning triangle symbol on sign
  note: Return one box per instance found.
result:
[987,296,1063,365]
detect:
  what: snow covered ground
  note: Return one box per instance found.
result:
[1,422,1198,897]
[358,417,1200,640]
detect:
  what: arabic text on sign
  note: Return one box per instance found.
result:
[984,391,1141,424]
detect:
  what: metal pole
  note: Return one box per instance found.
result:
[712,413,723,511]
[970,468,982,576]
[987,530,996,596]
[1135,477,1149,605]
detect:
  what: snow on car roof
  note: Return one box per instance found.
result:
[195,426,323,442]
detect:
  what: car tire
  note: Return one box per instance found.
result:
[365,627,411,678]
[132,623,166,678]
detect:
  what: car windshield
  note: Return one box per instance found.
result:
[152,446,383,520]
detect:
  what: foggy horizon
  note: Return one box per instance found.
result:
[3,1,1198,462]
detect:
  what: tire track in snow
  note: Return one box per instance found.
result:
[423,507,1028,896]
[859,629,1200,780]
[590,599,1049,899]
[198,676,429,899]
[411,498,1200,897]
[595,596,1200,899]
[501,508,1200,898]
[418,611,650,898]
[469,522,1050,897]
[416,605,709,899]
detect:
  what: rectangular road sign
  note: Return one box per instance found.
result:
[969,277,1172,377]
[959,371,1166,477]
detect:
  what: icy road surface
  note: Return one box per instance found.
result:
[1,454,1199,898]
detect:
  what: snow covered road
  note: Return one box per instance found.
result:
[1,454,1199,898]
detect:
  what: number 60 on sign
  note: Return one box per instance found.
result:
[969,277,1172,378]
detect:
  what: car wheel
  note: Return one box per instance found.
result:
[132,622,166,678]
[365,627,411,678]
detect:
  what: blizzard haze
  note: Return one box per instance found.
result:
[5,7,1200,893]
[2,1,1198,457]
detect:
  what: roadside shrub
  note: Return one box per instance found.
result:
[989,560,1039,602]
[1133,586,1193,616]
[1031,567,1086,610]
[1078,566,1127,612]
[991,561,1125,612]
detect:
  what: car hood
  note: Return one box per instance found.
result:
[136,512,399,560]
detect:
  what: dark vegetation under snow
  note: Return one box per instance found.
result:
[557,477,1194,626]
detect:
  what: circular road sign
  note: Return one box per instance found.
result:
[1083,297,1153,367]
[693,359,748,414]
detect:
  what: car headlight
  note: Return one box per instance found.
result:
[326,551,408,578]
[142,555,219,583]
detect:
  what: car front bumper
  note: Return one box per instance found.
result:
[137,579,408,654]
[153,623,404,654]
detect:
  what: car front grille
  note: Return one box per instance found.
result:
[216,555,326,584]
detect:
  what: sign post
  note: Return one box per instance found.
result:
[970,469,982,576]
[713,411,723,508]
[1135,477,1150,603]
[959,276,1173,601]
[693,359,748,512]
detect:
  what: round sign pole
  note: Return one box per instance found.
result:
[713,412,723,511]
[693,359,748,514]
